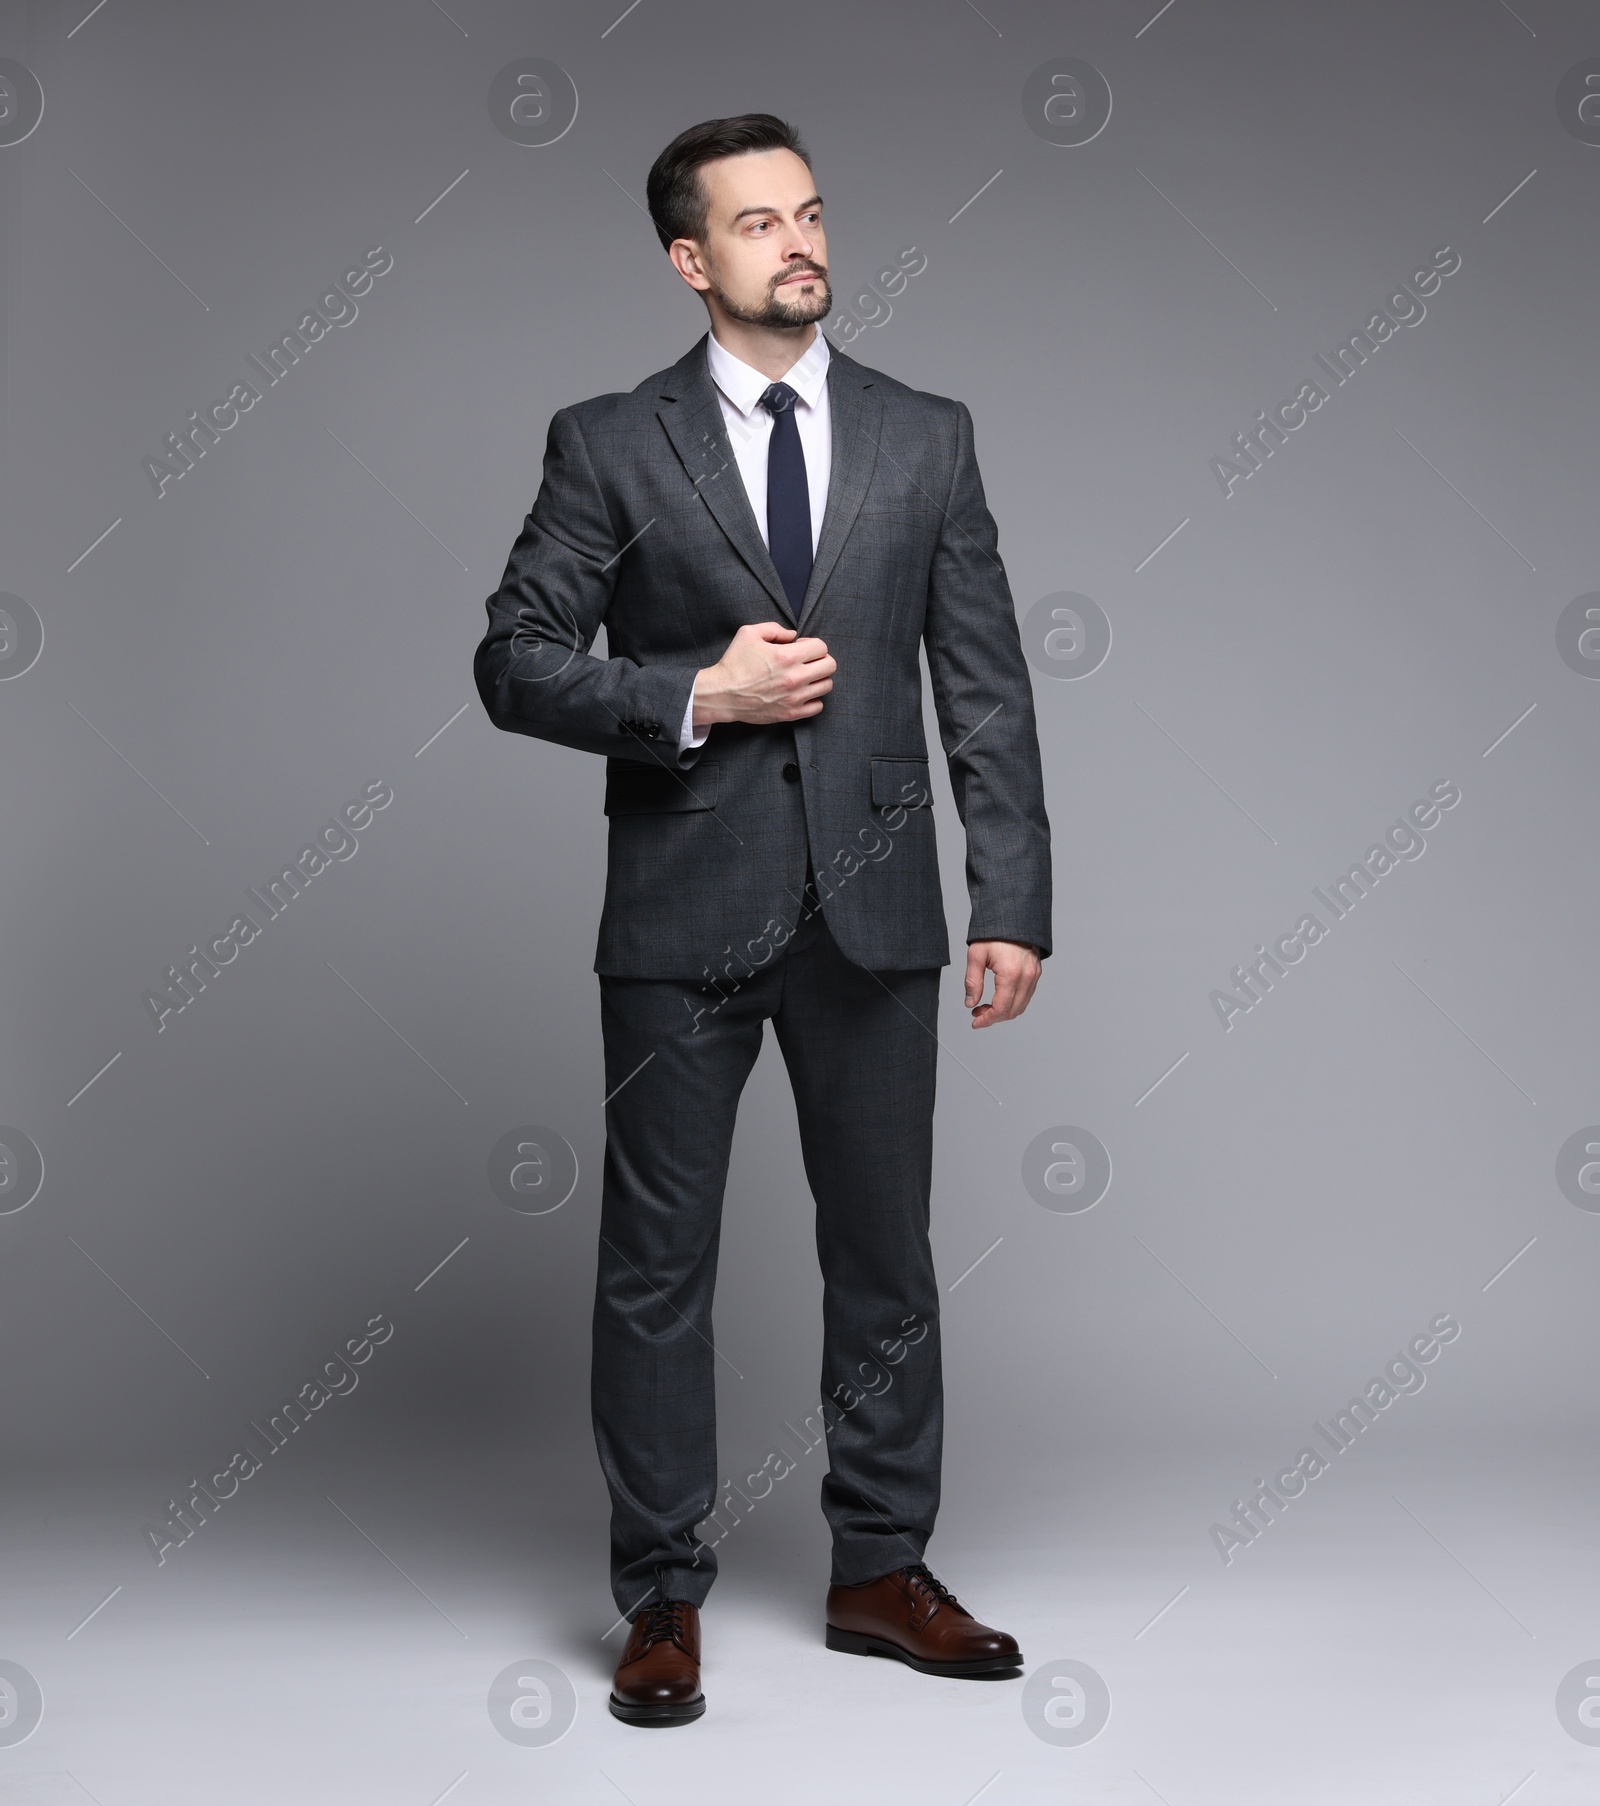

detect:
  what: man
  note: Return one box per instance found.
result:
[474,114,1051,1726]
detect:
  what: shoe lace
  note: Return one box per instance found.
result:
[634,1597,691,1649]
[901,1563,961,1611]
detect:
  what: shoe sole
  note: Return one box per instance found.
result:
[824,1625,1023,1677]
[608,1691,706,1726]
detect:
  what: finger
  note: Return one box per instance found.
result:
[978,960,1040,1025]
[774,642,827,671]
[1014,974,1040,1018]
[986,965,1023,1022]
[1012,967,1040,1018]
[753,620,797,641]
[963,945,988,1009]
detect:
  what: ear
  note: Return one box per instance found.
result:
[669,239,711,293]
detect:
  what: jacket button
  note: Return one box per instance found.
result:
[781,761,801,783]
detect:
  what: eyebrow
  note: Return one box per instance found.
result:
[729,193,823,224]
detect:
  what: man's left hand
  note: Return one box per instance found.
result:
[964,940,1042,1029]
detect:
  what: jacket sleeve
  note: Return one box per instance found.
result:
[922,400,1054,957]
[474,406,699,761]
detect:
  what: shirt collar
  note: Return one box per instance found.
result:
[706,327,831,418]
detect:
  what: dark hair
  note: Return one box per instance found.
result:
[645,114,811,252]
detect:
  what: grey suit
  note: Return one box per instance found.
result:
[474,334,1051,979]
[475,334,1051,1616]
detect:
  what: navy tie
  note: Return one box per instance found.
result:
[759,381,812,611]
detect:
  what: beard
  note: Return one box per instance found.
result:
[714,262,832,328]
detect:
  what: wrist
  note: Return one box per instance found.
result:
[692,664,730,728]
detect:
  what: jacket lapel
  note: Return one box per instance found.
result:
[655,336,885,633]
[796,349,881,633]
[656,337,795,624]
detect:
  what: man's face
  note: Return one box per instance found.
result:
[674,148,831,328]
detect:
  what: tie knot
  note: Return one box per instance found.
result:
[760,382,798,417]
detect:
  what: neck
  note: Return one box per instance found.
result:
[706,310,818,382]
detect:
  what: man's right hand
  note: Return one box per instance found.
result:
[692,621,835,728]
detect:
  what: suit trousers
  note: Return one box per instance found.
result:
[591,896,944,1618]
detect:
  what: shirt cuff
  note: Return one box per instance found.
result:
[677,686,711,758]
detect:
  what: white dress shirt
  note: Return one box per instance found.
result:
[676,328,833,755]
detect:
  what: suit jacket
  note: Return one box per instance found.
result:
[474,333,1051,980]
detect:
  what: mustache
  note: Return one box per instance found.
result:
[773,262,828,287]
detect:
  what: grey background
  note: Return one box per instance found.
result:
[2,0,1598,1799]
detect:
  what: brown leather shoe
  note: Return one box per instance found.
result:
[609,1598,705,1725]
[826,1563,1022,1676]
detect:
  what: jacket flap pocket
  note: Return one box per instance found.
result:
[605,760,719,816]
[870,756,932,810]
